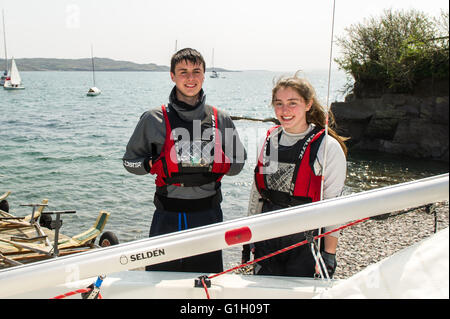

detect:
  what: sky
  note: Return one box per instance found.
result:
[1,0,449,72]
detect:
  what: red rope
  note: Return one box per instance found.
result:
[201,278,211,299]
[51,288,103,299]
[209,217,369,280]
[53,218,370,300]
[52,288,90,299]
[200,217,370,299]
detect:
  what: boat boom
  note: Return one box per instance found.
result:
[0,173,448,298]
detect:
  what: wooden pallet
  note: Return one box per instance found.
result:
[0,193,111,269]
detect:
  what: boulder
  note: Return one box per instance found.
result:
[332,93,449,162]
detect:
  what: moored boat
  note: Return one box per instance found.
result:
[87,44,101,96]
[3,57,24,90]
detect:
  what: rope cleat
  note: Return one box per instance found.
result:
[194,275,211,288]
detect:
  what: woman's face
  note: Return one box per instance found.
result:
[273,86,312,134]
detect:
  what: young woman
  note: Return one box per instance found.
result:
[244,74,348,278]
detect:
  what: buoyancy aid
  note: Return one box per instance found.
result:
[150,104,231,187]
[254,125,325,208]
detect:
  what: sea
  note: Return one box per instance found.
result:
[1,70,448,268]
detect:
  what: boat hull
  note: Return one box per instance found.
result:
[87,87,101,96]
[0,174,448,298]
[7,227,448,299]
[8,270,333,299]
[3,85,25,90]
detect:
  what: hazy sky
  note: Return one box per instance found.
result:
[1,0,448,71]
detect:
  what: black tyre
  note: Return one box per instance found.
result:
[99,231,119,247]
[39,214,53,229]
[0,199,9,212]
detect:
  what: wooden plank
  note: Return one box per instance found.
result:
[10,235,48,242]
[0,226,71,254]
[0,248,92,269]
[0,253,22,266]
[0,237,51,255]
[0,219,33,228]
[59,211,110,248]
[0,191,11,202]
[22,199,49,222]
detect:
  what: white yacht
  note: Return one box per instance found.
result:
[87,44,101,96]
[3,57,24,90]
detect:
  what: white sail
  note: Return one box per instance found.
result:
[3,57,24,89]
[317,228,449,299]
[10,58,21,85]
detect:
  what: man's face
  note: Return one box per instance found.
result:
[170,60,205,105]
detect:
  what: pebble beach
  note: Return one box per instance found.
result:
[233,201,449,279]
[334,201,449,279]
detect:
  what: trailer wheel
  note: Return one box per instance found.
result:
[99,231,119,247]
[0,199,9,213]
[39,214,53,229]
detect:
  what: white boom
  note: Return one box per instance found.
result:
[0,174,448,298]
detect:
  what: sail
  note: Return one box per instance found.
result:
[317,228,449,299]
[10,58,21,85]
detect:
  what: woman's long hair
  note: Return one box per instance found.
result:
[271,74,349,156]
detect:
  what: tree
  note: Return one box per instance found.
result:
[335,9,449,97]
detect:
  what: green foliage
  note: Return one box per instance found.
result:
[335,9,449,97]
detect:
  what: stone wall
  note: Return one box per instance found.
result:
[332,94,449,162]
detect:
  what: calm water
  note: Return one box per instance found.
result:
[1,71,448,267]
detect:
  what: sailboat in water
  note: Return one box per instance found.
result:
[3,57,24,90]
[2,8,23,90]
[87,45,101,96]
[210,48,219,78]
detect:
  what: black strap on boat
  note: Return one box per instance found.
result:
[81,275,105,299]
[194,275,211,288]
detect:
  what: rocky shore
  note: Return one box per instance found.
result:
[331,93,449,162]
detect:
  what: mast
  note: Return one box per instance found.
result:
[2,9,8,73]
[317,0,337,254]
[91,44,96,87]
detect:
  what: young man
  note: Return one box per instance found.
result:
[123,48,247,273]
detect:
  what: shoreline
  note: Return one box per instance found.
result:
[231,201,449,278]
[334,201,449,279]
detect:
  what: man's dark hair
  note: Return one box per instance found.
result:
[170,48,206,74]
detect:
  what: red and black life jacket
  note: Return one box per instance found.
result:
[254,125,325,208]
[150,104,231,188]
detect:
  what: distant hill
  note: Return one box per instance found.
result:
[0,58,233,72]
